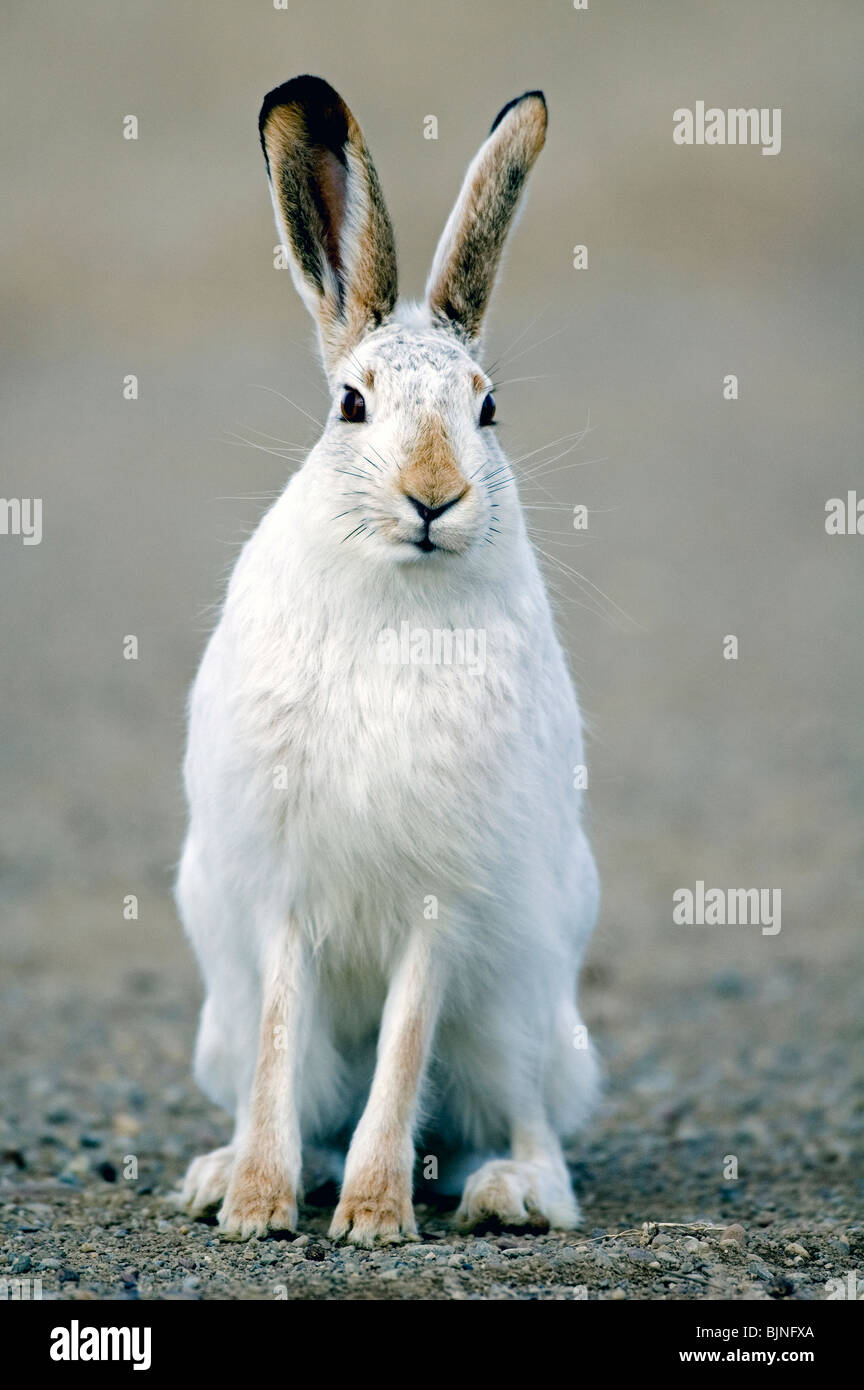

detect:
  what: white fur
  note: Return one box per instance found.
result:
[176,90,600,1244]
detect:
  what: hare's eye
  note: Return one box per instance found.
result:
[479,392,496,426]
[340,388,366,423]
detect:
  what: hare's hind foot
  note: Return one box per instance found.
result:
[176,1145,236,1219]
[456,1158,580,1232]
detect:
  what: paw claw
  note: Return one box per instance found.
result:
[217,1156,298,1241]
[329,1185,417,1247]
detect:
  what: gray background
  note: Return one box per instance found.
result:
[1,0,861,1298]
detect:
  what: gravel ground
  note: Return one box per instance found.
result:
[2,935,860,1300]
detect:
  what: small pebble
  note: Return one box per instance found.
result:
[112,1114,141,1137]
[62,1155,90,1179]
[720,1224,747,1248]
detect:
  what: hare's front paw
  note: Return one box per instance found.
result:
[329,1162,418,1248]
[176,1145,236,1218]
[218,1154,298,1240]
[457,1159,580,1232]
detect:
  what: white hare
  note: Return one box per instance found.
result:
[176,75,600,1245]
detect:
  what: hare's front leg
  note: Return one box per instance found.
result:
[330,930,441,1247]
[218,925,308,1239]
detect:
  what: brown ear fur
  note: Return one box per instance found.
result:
[425,91,547,343]
[260,76,398,368]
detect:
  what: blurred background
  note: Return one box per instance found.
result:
[1,0,861,1292]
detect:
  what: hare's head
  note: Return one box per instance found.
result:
[259,76,546,566]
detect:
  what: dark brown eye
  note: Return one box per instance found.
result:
[479,392,496,426]
[340,387,366,423]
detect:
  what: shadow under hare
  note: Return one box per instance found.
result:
[175,75,599,1245]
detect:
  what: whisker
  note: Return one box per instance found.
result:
[210,492,283,503]
[522,503,585,511]
[531,552,616,624]
[231,422,311,450]
[521,451,606,484]
[525,522,585,537]
[220,433,306,463]
[531,543,641,630]
[249,383,323,431]
[483,306,550,377]
[499,324,569,370]
[473,463,511,484]
[491,373,557,388]
[347,349,367,383]
[510,420,593,470]
[268,338,332,400]
[368,443,397,472]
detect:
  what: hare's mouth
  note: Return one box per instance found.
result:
[402,536,470,560]
[387,532,469,562]
[369,513,476,560]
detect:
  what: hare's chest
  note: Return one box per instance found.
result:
[272,643,508,804]
[238,617,523,871]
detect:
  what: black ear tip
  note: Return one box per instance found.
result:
[489,90,547,136]
[258,75,352,168]
[258,74,344,136]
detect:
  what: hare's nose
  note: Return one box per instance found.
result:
[405,492,465,525]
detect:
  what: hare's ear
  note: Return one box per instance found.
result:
[425,91,547,345]
[259,76,398,371]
